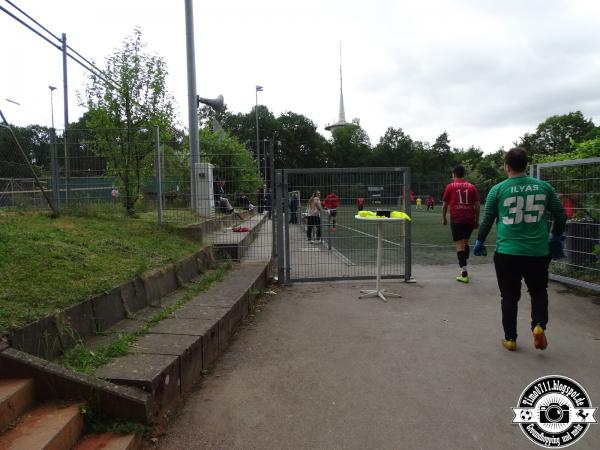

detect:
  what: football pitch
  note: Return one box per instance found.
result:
[309,205,497,266]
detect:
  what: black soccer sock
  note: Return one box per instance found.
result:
[465,244,470,259]
[457,251,468,275]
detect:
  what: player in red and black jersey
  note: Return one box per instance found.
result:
[323,192,340,232]
[442,165,481,283]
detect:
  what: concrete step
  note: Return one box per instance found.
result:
[74,432,141,450]
[0,402,83,450]
[0,379,35,433]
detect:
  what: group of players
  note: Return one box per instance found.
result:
[441,147,566,352]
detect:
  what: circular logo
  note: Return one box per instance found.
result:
[512,375,597,448]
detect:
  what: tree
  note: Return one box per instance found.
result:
[518,111,595,156]
[274,112,328,168]
[328,123,372,167]
[372,127,414,167]
[431,131,452,174]
[0,125,51,178]
[83,28,176,214]
[199,129,262,199]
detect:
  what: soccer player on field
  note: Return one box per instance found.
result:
[474,147,566,352]
[442,165,481,283]
[323,192,340,232]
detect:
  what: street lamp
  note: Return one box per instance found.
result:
[255,85,263,173]
[48,86,57,129]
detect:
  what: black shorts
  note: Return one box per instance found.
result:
[329,209,337,218]
[450,223,474,241]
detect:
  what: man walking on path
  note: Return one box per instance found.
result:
[474,147,566,352]
[442,165,481,283]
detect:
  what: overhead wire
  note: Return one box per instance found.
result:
[0,0,121,90]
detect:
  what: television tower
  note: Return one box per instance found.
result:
[325,42,348,131]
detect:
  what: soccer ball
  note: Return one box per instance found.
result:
[521,410,533,421]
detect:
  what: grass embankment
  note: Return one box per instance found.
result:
[0,211,201,334]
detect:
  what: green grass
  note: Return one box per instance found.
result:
[317,205,498,265]
[62,264,231,375]
[0,210,203,334]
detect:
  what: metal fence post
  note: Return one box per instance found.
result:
[270,141,276,259]
[49,128,60,214]
[404,168,413,282]
[283,170,291,283]
[155,126,163,225]
[275,169,285,282]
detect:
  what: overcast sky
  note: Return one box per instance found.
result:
[2,0,600,153]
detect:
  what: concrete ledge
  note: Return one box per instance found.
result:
[179,210,256,241]
[96,354,180,414]
[119,279,147,315]
[176,254,201,286]
[92,288,127,332]
[5,246,214,359]
[131,333,202,394]
[0,347,154,423]
[8,316,63,360]
[141,265,178,307]
[57,301,97,350]
[212,213,268,260]
[2,253,271,425]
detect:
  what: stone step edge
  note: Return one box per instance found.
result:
[0,402,84,450]
[74,432,141,450]
[0,378,35,433]
[0,260,272,425]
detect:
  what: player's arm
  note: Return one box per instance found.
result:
[441,185,450,225]
[476,186,499,243]
[442,202,449,225]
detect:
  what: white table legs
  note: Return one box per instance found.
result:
[359,222,402,302]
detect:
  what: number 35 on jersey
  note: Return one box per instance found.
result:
[503,194,546,225]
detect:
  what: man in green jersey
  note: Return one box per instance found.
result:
[473,147,566,352]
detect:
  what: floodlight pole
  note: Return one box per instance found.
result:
[255,86,262,173]
[49,86,56,129]
[62,33,70,206]
[185,0,200,211]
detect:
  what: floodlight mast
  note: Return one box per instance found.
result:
[185,0,200,210]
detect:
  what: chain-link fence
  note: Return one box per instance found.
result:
[0,124,275,262]
[532,157,600,291]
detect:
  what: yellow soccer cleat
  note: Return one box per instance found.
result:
[456,275,469,283]
[533,324,547,350]
[502,339,517,351]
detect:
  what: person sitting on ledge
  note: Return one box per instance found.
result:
[213,177,239,217]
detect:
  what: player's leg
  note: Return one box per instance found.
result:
[523,254,551,350]
[331,210,337,231]
[494,252,523,350]
[451,224,468,282]
[307,216,314,241]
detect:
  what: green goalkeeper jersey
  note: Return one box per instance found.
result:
[477,175,566,256]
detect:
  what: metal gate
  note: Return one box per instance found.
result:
[274,167,412,283]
